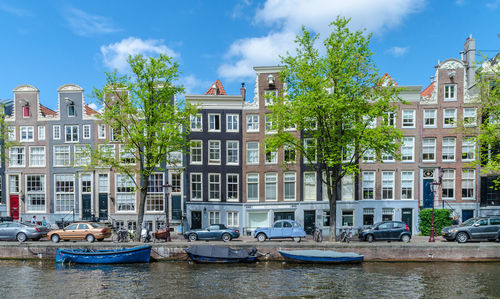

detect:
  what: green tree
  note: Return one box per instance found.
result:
[266,17,402,241]
[90,54,195,240]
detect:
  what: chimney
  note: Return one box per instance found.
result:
[464,34,476,88]
[240,82,246,101]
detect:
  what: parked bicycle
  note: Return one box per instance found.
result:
[112,227,130,243]
[337,228,352,243]
[313,226,323,242]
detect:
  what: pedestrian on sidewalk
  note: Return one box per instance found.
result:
[31,216,37,224]
[42,216,47,227]
[452,216,459,226]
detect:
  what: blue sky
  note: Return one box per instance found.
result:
[0,0,499,110]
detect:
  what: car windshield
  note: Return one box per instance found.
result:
[461,218,477,226]
[90,223,104,228]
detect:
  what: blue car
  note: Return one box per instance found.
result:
[184,224,240,242]
[254,220,306,242]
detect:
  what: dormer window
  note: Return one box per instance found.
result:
[23,105,30,118]
[68,104,75,117]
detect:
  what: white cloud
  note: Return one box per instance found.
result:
[486,0,500,9]
[218,0,425,82]
[0,3,32,17]
[100,37,178,73]
[182,74,211,95]
[88,103,98,111]
[386,46,409,57]
[63,7,120,36]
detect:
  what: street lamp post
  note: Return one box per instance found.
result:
[163,183,172,242]
[429,181,440,242]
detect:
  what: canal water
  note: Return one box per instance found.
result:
[0,261,499,298]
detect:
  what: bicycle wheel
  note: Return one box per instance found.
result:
[112,234,120,243]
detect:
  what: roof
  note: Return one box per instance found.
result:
[85,105,98,115]
[380,73,398,86]
[205,80,226,95]
[40,104,56,117]
[420,82,434,97]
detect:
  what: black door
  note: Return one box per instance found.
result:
[423,179,434,209]
[191,211,202,229]
[401,208,413,233]
[82,194,91,221]
[304,210,316,235]
[98,193,108,220]
[171,195,182,221]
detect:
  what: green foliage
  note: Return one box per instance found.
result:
[418,209,453,236]
[265,17,403,240]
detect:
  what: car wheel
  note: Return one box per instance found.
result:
[401,235,411,243]
[222,233,231,242]
[188,233,197,242]
[51,234,60,243]
[16,233,27,243]
[456,232,468,243]
[257,233,267,242]
[86,234,95,243]
[366,234,374,243]
[293,237,301,243]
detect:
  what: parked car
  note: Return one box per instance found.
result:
[359,221,412,243]
[0,221,49,242]
[48,222,112,243]
[184,224,240,242]
[441,217,500,243]
[254,220,306,242]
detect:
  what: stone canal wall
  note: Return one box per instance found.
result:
[0,241,499,262]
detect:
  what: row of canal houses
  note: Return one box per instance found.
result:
[1,36,499,235]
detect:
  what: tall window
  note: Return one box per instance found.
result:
[83,125,91,139]
[401,137,414,162]
[26,175,45,212]
[443,109,457,128]
[382,171,394,200]
[190,173,202,201]
[23,105,30,117]
[226,141,239,165]
[423,109,437,128]
[462,169,474,199]
[8,126,15,141]
[247,173,259,201]
[284,172,296,201]
[284,145,296,163]
[304,138,316,163]
[54,145,71,166]
[264,90,277,106]
[341,175,354,201]
[98,174,109,193]
[29,146,45,167]
[363,208,375,225]
[362,171,375,199]
[422,138,436,161]
[363,149,375,163]
[227,174,239,201]
[20,126,34,142]
[462,138,475,161]
[171,172,181,192]
[265,144,277,164]
[442,137,456,161]
[209,174,220,201]
[442,169,455,199]
[246,114,259,132]
[265,115,276,133]
[55,174,75,212]
[64,125,78,142]
[226,114,239,132]
[402,109,415,128]
[146,174,163,212]
[190,114,202,131]
[208,140,221,164]
[209,211,220,225]
[98,124,106,139]
[9,147,25,167]
[116,174,135,212]
[384,112,395,127]
[81,174,92,193]
[265,173,277,201]
[246,142,259,164]
[68,104,75,117]
[208,114,220,131]
[119,145,136,164]
[53,125,61,140]
[304,172,317,201]
[444,84,456,100]
[401,171,414,199]
[227,211,239,227]
[75,145,91,166]
[463,108,477,126]
[190,140,202,164]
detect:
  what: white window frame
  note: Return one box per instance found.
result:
[29,146,46,167]
[401,137,415,162]
[54,174,75,213]
[53,125,61,140]
[265,144,277,164]
[362,171,375,200]
[208,114,221,132]
[227,211,239,227]
[442,169,455,200]
[226,140,239,165]
[116,173,136,212]
[208,140,221,164]
[463,108,477,127]
[20,126,34,142]
[284,172,296,201]
[190,140,203,165]
[401,171,414,200]
[226,114,239,132]
[208,173,221,201]
[422,138,436,162]
[303,172,317,201]
[265,173,277,201]
[443,109,457,128]
[246,114,259,132]
[83,125,91,139]
[402,109,416,128]
[246,173,259,202]
[209,211,220,225]
[53,145,71,167]
[25,174,46,213]
[75,144,91,167]
[190,114,202,132]
[423,109,437,128]
[145,173,164,212]
[304,138,317,164]
[98,124,106,139]
[190,173,203,201]
[227,174,239,202]
[265,115,276,134]
[264,90,277,106]
[8,126,15,141]
[246,142,259,165]
[442,137,456,162]
[37,125,46,141]
[382,171,394,200]
[462,169,475,200]
[444,84,457,101]
[9,147,25,167]
[462,138,475,162]
[65,125,79,143]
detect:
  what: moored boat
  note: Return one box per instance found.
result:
[185,245,260,263]
[279,250,363,264]
[56,245,152,264]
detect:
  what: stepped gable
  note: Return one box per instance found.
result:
[205,80,226,95]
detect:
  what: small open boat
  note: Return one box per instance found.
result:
[279,250,363,264]
[185,245,260,263]
[56,245,152,264]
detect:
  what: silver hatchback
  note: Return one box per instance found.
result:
[0,222,49,242]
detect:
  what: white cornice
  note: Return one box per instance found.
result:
[185,95,244,110]
[13,84,39,92]
[57,84,84,92]
[253,66,282,74]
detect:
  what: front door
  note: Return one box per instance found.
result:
[9,195,19,220]
[401,208,413,233]
[462,210,474,222]
[304,210,316,235]
[423,179,434,209]
[191,211,202,229]
[98,193,108,220]
[82,195,91,221]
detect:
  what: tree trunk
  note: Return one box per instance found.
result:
[136,184,148,241]
[328,182,338,242]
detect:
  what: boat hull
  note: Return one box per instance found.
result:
[56,246,152,264]
[279,250,364,264]
[185,245,259,264]
[186,253,258,264]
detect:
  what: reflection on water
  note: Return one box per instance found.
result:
[0,260,499,298]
